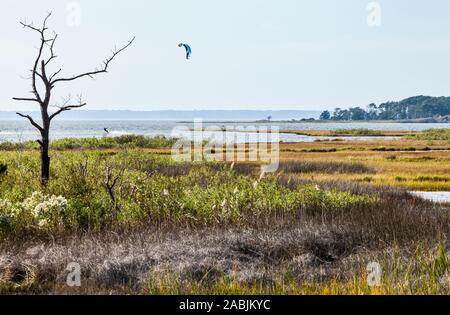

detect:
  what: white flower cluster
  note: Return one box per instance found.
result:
[20,192,68,227]
[0,192,69,228]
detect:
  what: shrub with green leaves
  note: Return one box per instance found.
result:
[0,149,379,237]
[50,134,177,150]
[408,129,450,141]
[0,134,177,151]
[0,192,68,233]
[334,129,383,136]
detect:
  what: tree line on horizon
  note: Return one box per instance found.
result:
[319,96,450,121]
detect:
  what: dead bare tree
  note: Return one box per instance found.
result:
[104,166,120,205]
[13,12,135,185]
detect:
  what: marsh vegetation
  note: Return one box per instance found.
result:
[0,129,449,294]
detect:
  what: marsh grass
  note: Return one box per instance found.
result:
[333,129,384,136]
[0,228,447,295]
[408,129,450,141]
[0,135,449,294]
[279,161,375,174]
[0,150,381,237]
[0,135,177,151]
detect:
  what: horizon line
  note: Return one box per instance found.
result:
[0,109,322,112]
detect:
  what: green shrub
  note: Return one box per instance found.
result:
[0,149,382,237]
[414,176,450,182]
[334,129,383,136]
[0,135,178,151]
[0,192,67,233]
[50,134,178,150]
[408,129,450,141]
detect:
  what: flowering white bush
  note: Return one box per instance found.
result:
[16,192,68,229]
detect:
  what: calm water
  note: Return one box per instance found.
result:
[0,120,449,143]
[410,191,450,203]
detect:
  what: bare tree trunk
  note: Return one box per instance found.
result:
[40,130,50,185]
[39,99,51,185]
[12,13,134,185]
[40,141,50,184]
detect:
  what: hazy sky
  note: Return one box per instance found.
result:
[1,0,450,111]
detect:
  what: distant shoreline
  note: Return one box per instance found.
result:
[179,119,450,124]
[0,110,321,121]
[0,118,448,123]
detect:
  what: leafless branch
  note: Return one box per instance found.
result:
[51,36,135,84]
[19,20,42,34]
[104,166,120,204]
[18,12,51,41]
[34,70,45,81]
[12,97,40,103]
[18,12,53,103]
[49,68,62,82]
[49,95,87,120]
[45,33,58,66]
[16,112,43,132]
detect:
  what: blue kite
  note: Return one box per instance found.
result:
[178,43,192,60]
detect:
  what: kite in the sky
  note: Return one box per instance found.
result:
[178,43,192,60]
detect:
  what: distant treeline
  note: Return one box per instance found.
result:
[320,96,450,121]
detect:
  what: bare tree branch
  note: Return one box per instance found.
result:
[51,36,135,84]
[16,112,43,132]
[49,68,62,82]
[45,33,58,66]
[18,12,53,103]
[49,103,87,120]
[12,97,40,103]
[49,95,87,120]
[40,60,51,86]
[34,70,45,82]
[19,20,42,34]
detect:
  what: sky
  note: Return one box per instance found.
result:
[1,0,450,111]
